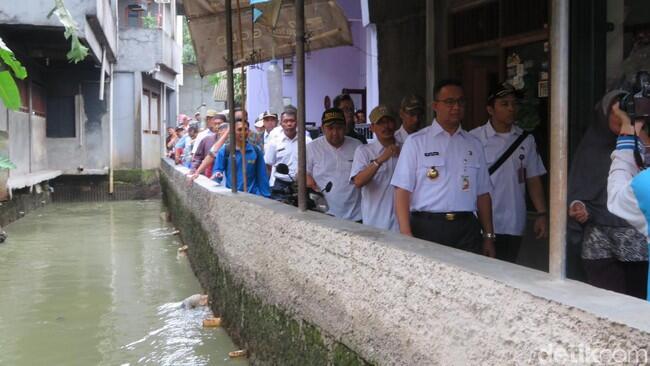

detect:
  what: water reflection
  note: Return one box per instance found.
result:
[0,201,247,366]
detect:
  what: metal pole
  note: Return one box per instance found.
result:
[109,63,114,194]
[236,0,247,192]
[549,0,569,279]
[226,0,238,193]
[425,0,435,124]
[295,0,307,211]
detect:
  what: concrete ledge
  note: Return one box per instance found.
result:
[8,170,62,190]
[161,158,650,365]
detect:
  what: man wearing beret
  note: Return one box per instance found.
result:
[351,105,400,231]
[395,94,426,145]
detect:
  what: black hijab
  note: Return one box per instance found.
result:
[567,89,629,227]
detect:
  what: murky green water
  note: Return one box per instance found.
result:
[0,201,247,366]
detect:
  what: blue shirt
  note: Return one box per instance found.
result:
[214,143,270,197]
[174,134,188,149]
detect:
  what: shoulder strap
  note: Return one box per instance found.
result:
[488,131,530,175]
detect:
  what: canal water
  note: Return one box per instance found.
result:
[0,200,247,366]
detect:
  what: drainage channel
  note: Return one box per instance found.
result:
[0,200,247,366]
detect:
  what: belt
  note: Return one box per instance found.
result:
[411,211,474,221]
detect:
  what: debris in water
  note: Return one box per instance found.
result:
[178,245,188,253]
[0,228,7,243]
[228,350,247,358]
[181,294,208,309]
[203,317,222,327]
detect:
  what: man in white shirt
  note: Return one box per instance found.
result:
[265,109,312,194]
[351,105,400,231]
[395,94,426,145]
[307,108,362,221]
[391,79,496,256]
[470,82,547,263]
[260,111,282,148]
[192,109,218,154]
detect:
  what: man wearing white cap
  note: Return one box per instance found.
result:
[192,109,219,154]
[259,111,281,148]
[265,109,312,194]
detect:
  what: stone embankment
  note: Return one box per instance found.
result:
[161,158,650,365]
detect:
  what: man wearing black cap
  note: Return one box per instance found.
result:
[306,108,362,220]
[470,82,547,263]
[395,94,426,145]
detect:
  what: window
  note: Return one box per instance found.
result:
[142,89,160,134]
[46,96,75,138]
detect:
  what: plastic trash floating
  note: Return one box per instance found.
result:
[202,317,222,327]
[228,350,247,358]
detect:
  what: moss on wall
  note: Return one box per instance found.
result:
[0,186,50,227]
[161,176,372,366]
[114,169,159,185]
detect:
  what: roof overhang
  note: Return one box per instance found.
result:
[183,0,352,76]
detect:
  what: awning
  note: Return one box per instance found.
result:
[183,0,353,76]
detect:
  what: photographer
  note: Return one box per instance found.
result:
[607,102,650,300]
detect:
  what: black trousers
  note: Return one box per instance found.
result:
[410,212,482,254]
[583,258,648,300]
[494,234,522,263]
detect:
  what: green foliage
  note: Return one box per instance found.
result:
[182,18,196,64]
[142,13,158,29]
[0,156,16,170]
[0,72,21,111]
[0,38,27,111]
[48,0,89,63]
[207,71,243,105]
[207,72,223,86]
[0,39,27,80]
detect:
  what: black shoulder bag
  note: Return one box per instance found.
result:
[488,131,530,176]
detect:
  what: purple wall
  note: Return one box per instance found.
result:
[246,1,365,126]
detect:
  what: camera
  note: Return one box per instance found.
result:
[620,71,650,126]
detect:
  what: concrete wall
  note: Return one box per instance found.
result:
[161,158,650,365]
[179,64,225,116]
[46,81,110,174]
[113,72,137,169]
[117,29,181,77]
[0,0,116,63]
[30,116,47,172]
[246,1,366,125]
[8,112,30,176]
[0,0,93,30]
[117,28,163,73]
[141,134,160,170]
[372,1,427,117]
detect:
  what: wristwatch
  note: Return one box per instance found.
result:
[370,159,381,168]
[483,232,496,240]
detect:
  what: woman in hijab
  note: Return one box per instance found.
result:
[567,89,648,299]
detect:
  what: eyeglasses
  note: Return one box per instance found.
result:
[435,98,466,107]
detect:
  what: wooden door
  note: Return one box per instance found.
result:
[460,56,499,131]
